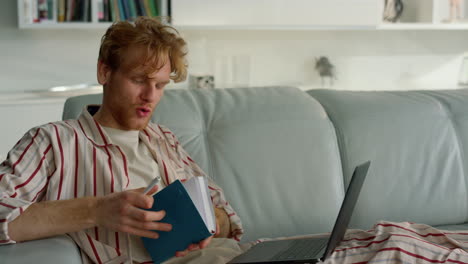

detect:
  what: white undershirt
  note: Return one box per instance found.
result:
[101,126,165,263]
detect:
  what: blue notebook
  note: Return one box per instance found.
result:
[141,178,216,264]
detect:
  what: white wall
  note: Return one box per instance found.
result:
[181,29,468,90]
[1,0,468,93]
[0,1,102,93]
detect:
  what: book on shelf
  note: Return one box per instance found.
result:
[21,0,169,25]
[136,0,147,16]
[57,0,65,22]
[21,0,34,24]
[115,0,126,20]
[72,0,81,21]
[31,0,39,23]
[121,0,131,21]
[158,0,169,23]
[128,0,138,21]
[21,0,90,24]
[159,0,168,16]
[97,0,104,21]
[103,0,110,22]
[109,0,117,21]
[148,0,158,17]
[141,177,216,264]
[37,0,55,22]
[65,0,73,21]
[83,0,90,22]
[142,0,152,17]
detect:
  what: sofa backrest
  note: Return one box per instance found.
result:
[308,89,468,229]
[63,87,345,242]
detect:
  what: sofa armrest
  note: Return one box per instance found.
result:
[0,235,82,264]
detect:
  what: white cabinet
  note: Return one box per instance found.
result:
[171,0,381,29]
[0,98,65,160]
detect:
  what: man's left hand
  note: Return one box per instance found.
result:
[174,207,230,257]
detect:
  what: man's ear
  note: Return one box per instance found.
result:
[97,60,112,85]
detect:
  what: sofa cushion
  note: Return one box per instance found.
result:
[308,89,468,229]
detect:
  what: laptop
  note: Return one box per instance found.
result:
[229,161,371,264]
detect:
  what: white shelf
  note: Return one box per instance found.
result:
[19,22,113,29]
[174,25,377,31]
[19,23,468,31]
[378,23,468,30]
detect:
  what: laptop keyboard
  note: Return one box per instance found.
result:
[270,238,328,261]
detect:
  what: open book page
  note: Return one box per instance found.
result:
[183,177,217,233]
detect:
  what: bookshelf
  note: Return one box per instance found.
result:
[17,0,383,30]
[17,0,468,30]
[18,0,169,29]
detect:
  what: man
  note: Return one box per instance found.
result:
[0,17,243,264]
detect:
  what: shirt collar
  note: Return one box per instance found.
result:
[77,105,163,147]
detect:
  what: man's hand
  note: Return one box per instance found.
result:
[174,207,231,258]
[94,186,172,239]
[214,207,231,238]
[174,221,218,258]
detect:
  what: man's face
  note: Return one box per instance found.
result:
[97,47,171,130]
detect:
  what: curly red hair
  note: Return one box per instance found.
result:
[98,17,187,82]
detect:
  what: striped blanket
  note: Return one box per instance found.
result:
[325,221,468,264]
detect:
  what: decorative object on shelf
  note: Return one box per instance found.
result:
[37,0,49,22]
[449,0,463,22]
[383,0,404,23]
[315,56,336,87]
[189,74,215,89]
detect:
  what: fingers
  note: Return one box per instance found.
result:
[96,189,169,237]
[126,206,166,222]
[187,244,200,251]
[131,185,159,195]
[199,235,213,249]
[121,217,172,232]
[121,191,154,209]
[146,185,158,195]
[130,187,147,193]
[175,242,204,257]
[175,249,189,257]
[119,225,160,239]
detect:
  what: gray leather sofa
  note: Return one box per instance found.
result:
[1,86,467,263]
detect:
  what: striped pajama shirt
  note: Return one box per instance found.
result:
[0,106,244,264]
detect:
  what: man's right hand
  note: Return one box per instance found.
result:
[94,185,172,239]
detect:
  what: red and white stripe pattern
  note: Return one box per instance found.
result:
[0,106,243,264]
[325,221,468,264]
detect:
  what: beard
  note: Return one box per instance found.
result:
[109,106,153,131]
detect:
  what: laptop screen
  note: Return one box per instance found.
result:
[321,161,370,260]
